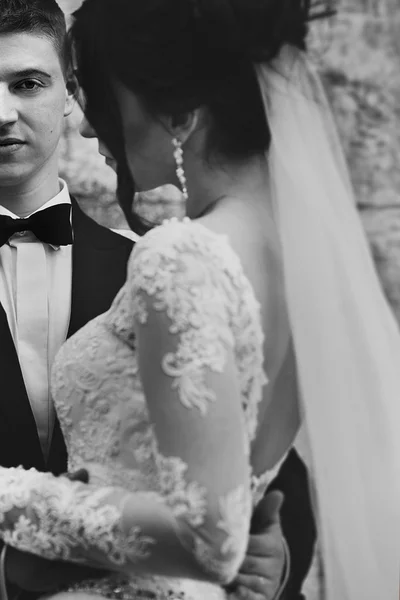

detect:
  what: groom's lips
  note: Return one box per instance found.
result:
[0,138,25,145]
[0,138,26,154]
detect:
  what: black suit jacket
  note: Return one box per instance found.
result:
[269,448,316,599]
[0,198,133,475]
[0,201,315,597]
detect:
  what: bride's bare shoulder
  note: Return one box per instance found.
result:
[198,199,290,367]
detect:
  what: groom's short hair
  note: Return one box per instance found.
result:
[0,0,70,77]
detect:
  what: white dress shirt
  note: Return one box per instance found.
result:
[111,228,139,242]
[0,180,72,460]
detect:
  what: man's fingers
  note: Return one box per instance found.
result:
[232,574,278,599]
[229,586,266,600]
[240,554,275,578]
[65,469,90,483]
[232,491,285,600]
[246,530,284,557]
[251,491,284,533]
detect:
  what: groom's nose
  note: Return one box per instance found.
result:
[0,86,18,127]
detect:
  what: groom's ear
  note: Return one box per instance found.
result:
[164,109,200,146]
[64,73,79,118]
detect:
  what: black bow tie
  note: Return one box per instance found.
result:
[0,204,73,248]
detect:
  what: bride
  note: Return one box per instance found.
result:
[0,1,399,599]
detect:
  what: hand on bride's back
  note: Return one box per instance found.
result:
[227,491,287,600]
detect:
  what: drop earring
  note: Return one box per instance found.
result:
[172,137,188,202]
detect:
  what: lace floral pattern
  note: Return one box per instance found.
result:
[0,219,283,599]
[218,485,251,556]
[0,467,153,566]
[157,454,208,527]
[126,220,266,425]
[126,224,236,416]
[189,484,252,583]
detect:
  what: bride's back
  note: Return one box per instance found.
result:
[199,192,300,476]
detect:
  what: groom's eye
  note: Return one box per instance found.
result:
[15,79,44,92]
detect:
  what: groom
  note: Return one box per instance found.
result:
[0,1,316,598]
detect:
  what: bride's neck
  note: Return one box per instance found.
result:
[185,154,269,219]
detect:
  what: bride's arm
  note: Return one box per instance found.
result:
[0,229,254,584]
[0,342,250,584]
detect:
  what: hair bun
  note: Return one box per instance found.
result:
[192,0,334,63]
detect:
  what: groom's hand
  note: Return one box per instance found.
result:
[226,491,287,600]
[65,468,90,483]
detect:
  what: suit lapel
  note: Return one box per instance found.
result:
[68,198,134,337]
[0,302,44,470]
[48,198,134,474]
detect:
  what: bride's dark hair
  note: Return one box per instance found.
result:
[70,0,335,232]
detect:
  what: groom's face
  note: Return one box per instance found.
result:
[0,32,74,188]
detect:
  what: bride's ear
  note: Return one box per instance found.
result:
[164,110,200,145]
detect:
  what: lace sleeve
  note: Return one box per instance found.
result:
[0,221,253,584]
[127,221,253,578]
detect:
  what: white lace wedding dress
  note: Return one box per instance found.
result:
[0,219,287,600]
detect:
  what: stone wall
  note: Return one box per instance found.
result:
[57,0,400,319]
[319,1,400,321]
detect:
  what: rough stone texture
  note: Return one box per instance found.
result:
[314,2,400,323]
